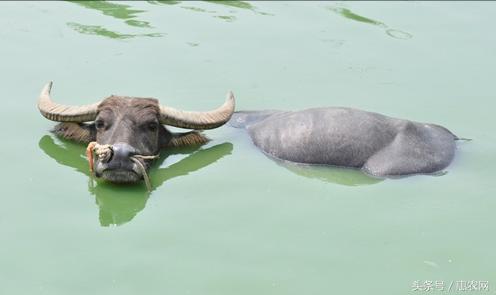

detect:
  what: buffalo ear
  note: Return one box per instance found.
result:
[52,122,96,144]
[167,131,209,148]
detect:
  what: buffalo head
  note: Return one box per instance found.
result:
[38,82,235,184]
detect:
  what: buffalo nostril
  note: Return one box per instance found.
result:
[111,143,137,160]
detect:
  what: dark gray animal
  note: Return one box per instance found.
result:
[37,82,235,184]
[229,107,460,177]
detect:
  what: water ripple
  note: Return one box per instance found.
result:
[67,22,163,40]
[328,6,412,40]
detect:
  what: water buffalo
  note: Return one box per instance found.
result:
[38,82,235,184]
[39,81,461,184]
[229,108,461,177]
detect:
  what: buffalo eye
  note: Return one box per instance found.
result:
[95,119,105,130]
[146,121,159,132]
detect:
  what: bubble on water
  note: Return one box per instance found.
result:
[386,28,413,40]
[423,260,439,268]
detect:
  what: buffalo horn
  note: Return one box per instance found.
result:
[38,82,99,122]
[159,91,235,129]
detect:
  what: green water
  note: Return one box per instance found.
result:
[1,1,495,294]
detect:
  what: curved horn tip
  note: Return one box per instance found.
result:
[42,81,53,94]
[227,91,235,101]
[37,81,99,122]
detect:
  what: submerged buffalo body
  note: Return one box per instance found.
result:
[229,108,459,177]
[38,82,235,184]
[38,82,460,183]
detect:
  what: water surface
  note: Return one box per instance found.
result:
[1,1,495,294]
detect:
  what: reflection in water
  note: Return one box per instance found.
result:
[206,0,274,17]
[148,0,257,10]
[90,183,149,226]
[214,15,237,22]
[67,1,162,39]
[67,22,162,40]
[69,0,152,28]
[328,6,412,40]
[180,6,215,13]
[68,0,272,39]
[274,159,383,186]
[328,7,386,27]
[206,1,255,10]
[147,0,181,5]
[159,0,273,22]
[39,135,233,226]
